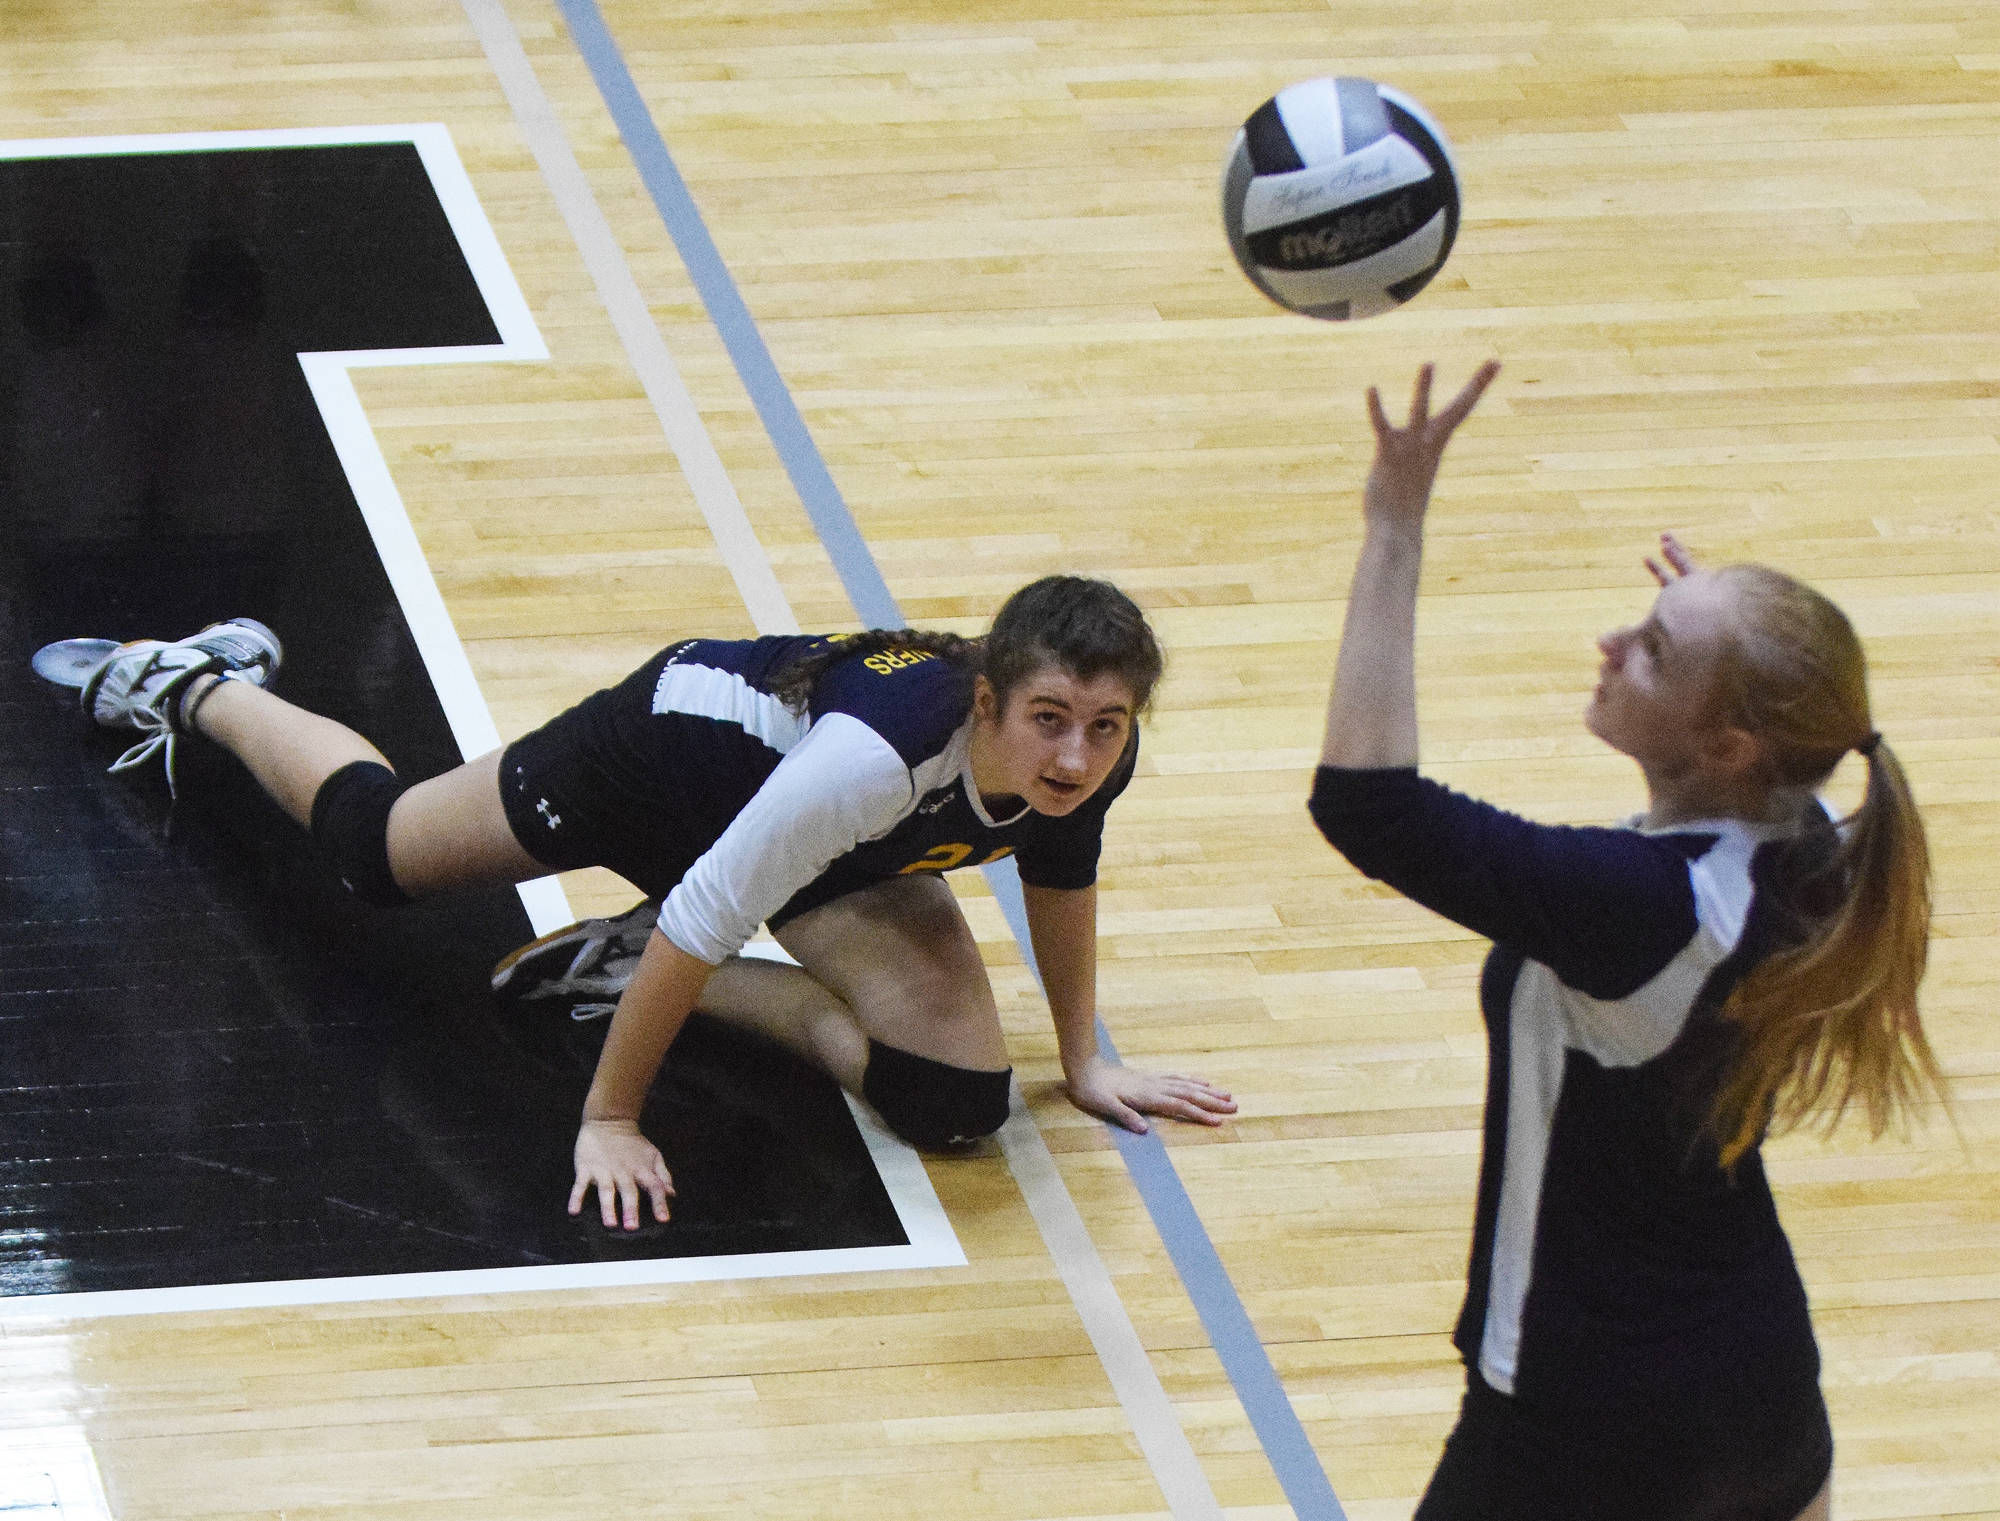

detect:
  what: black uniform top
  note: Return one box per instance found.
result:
[559,636,1134,963]
[1309,765,1825,1414]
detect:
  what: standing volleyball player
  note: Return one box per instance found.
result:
[1309,362,1942,1519]
[69,575,1235,1228]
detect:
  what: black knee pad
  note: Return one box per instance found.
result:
[861,1039,1011,1149]
[309,761,411,906]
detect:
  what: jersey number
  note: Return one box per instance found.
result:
[897,844,1014,874]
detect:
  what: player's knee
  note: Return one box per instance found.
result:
[310,760,412,906]
[861,1039,1011,1149]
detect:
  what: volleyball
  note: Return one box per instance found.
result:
[1221,77,1460,321]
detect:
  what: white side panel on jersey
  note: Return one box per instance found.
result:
[650,658,810,753]
[1561,933,1725,1069]
[1479,962,1570,1395]
[1475,818,1774,1394]
[1238,133,1433,237]
[658,712,916,963]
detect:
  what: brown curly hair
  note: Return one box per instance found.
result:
[766,575,1163,716]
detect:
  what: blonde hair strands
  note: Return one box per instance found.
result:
[1706,565,1945,1168]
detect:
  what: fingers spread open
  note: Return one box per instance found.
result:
[1366,384,1390,439]
[1410,361,1435,423]
[1436,359,1501,432]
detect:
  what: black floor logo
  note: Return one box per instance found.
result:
[0,130,932,1313]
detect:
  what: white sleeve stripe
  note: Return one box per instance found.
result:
[657,713,915,963]
[650,660,808,754]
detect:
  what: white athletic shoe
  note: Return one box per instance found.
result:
[490,899,660,1021]
[78,617,282,794]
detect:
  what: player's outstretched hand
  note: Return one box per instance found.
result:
[1065,1052,1237,1135]
[1362,359,1501,533]
[1645,531,1698,586]
[570,1117,675,1230]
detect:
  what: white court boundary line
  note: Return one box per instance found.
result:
[0,1421,111,1521]
[0,1094,956,1322]
[0,125,962,1319]
[455,7,1223,1516]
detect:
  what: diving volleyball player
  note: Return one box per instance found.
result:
[67,575,1234,1228]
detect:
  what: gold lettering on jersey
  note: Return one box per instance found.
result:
[897,843,1017,875]
[899,842,973,874]
[863,648,937,675]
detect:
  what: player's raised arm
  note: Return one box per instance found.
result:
[1320,360,1498,771]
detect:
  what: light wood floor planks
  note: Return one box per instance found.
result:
[3,0,1997,1515]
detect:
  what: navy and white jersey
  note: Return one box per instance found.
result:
[1309,766,1826,1413]
[508,637,1134,965]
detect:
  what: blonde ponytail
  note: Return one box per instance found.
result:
[1704,568,1947,1168]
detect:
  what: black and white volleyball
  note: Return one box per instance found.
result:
[1222,77,1460,321]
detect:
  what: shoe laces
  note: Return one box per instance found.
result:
[107,727,180,797]
[509,912,654,1008]
[103,650,190,797]
[550,931,647,999]
[102,659,233,800]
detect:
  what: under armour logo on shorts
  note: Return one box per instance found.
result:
[536,798,562,830]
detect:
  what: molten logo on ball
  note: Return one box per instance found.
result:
[1221,76,1461,322]
[1273,196,1418,269]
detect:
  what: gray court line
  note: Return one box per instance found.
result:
[993,1106,1225,1520]
[991,875,1351,1521]
[541,0,899,628]
[462,2,1221,1516]
[458,0,799,638]
[534,2,1350,1515]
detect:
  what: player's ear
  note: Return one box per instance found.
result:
[1701,722,1764,782]
[972,674,1000,723]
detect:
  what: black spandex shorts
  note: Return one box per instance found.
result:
[499,646,809,916]
[1413,1366,1832,1521]
[499,652,746,902]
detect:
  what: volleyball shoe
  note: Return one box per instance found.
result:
[490,899,659,1021]
[80,618,282,795]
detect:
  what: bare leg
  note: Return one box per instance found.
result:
[188,676,386,827]
[694,956,873,1091]
[384,750,550,896]
[1794,1474,1831,1521]
[694,873,1009,1097]
[188,676,547,897]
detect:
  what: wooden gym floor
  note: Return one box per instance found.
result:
[1,0,1996,1517]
